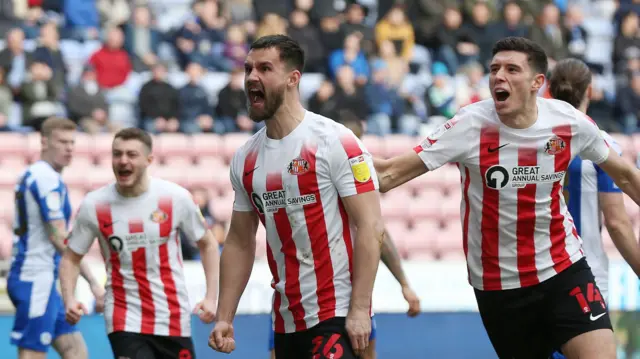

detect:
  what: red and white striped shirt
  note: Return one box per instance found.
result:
[414,98,610,291]
[67,178,208,336]
[230,110,378,333]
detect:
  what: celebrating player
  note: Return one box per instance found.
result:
[549,58,640,298]
[7,117,104,359]
[59,128,220,358]
[266,113,421,359]
[373,36,640,358]
[209,35,384,359]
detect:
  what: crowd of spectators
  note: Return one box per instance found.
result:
[0,0,638,137]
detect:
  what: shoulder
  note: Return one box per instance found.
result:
[151,178,192,201]
[455,100,495,126]
[600,131,622,155]
[539,97,586,123]
[83,184,116,206]
[230,127,266,171]
[28,161,60,183]
[305,111,360,147]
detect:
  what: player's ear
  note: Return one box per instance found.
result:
[288,69,301,88]
[147,153,154,165]
[532,73,545,92]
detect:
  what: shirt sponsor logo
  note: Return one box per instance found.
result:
[150,209,168,223]
[544,136,566,155]
[349,155,371,183]
[251,190,317,214]
[485,165,565,190]
[287,157,310,175]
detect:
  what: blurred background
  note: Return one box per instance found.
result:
[0,0,638,358]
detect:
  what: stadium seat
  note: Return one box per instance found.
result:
[0,132,27,155]
[150,166,188,188]
[211,192,233,223]
[1,155,27,169]
[163,155,193,167]
[87,166,115,189]
[440,165,463,193]
[187,165,218,189]
[383,135,417,158]
[407,170,446,195]
[0,224,13,259]
[73,132,92,156]
[361,135,384,158]
[156,133,191,157]
[434,222,464,256]
[407,192,441,220]
[222,133,252,162]
[208,166,232,195]
[191,133,223,158]
[439,249,467,261]
[92,134,115,164]
[0,196,15,224]
[380,190,412,220]
[26,132,41,160]
[404,221,439,260]
[196,155,225,169]
[0,167,21,189]
[439,195,462,222]
[384,220,412,258]
[69,189,86,212]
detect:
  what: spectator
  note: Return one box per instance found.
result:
[425,62,456,119]
[255,12,287,39]
[308,80,338,119]
[222,24,249,70]
[527,3,567,64]
[488,1,527,42]
[179,62,214,134]
[462,2,493,69]
[97,0,131,31]
[409,0,457,49]
[586,65,616,132]
[62,0,100,41]
[215,67,256,133]
[613,11,640,75]
[455,61,491,108]
[617,71,640,134]
[318,14,344,53]
[88,27,132,89]
[342,2,375,56]
[564,5,588,62]
[33,22,66,95]
[375,4,415,62]
[66,65,116,134]
[434,7,477,76]
[332,65,369,124]
[462,0,498,22]
[138,63,180,134]
[20,61,60,131]
[365,59,419,136]
[375,39,408,89]
[0,28,33,92]
[0,67,12,131]
[124,6,162,72]
[287,8,325,73]
[252,0,289,21]
[328,31,369,85]
[21,6,47,40]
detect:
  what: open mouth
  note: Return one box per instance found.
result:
[117,169,133,179]
[495,89,510,102]
[248,88,265,105]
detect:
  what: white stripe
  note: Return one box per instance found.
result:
[168,233,192,337]
[465,169,485,289]
[498,136,518,287]
[28,271,53,318]
[150,244,169,336]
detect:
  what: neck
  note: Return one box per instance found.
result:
[40,153,62,173]
[499,97,538,129]
[117,175,150,197]
[265,98,306,140]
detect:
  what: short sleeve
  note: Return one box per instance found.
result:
[412,110,472,171]
[329,131,379,198]
[230,151,255,212]
[576,111,610,165]
[67,199,97,255]
[179,191,208,242]
[30,175,65,222]
[596,132,622,193]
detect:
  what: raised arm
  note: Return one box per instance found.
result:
[599,192,640,277]
[374,152,427,193]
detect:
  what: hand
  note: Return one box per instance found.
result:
[402,286,421,317]
[193,298,217,323]
[65,300,88,325]
[209,320,236,353]
[91,283,106,313]
[345,308,371,357]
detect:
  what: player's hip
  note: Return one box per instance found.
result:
[272,304,351,334]
[103,305,193,337]
[108,331,195,359]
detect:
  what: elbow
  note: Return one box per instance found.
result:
[605,217,631,235]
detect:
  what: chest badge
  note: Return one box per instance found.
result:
[150,209,168,224]
[544,136,566,156]
[287,157,310,175]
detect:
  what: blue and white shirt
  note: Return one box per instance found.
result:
[565,131,621,298]
[9,161,72,280]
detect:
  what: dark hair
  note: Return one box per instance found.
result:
[250,34,305,73]
[113,127,153,151]
[492,37,548,75]
[548,58,592,108]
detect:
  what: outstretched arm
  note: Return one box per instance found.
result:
[598,148,640,206]
[599,192,640,277]
[374,152,428,193]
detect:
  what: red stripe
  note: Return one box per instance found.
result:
[549,125,574,273]
[479,126,501,290]
[298,144,336,321]
[128,219,144,233]
[242,151,266,224]
[462,166,471,282]
[158,197,181,336]
[266,242,285,333]
[132,247,155,334]
[339,135,375,193]
[267,172,306,331]
[516,148,539,287]
[95,203,127,332]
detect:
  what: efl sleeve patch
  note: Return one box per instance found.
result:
[349,155,371,183]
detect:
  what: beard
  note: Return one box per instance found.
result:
[247,83,285,123]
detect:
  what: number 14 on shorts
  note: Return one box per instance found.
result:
[570,283,606,314]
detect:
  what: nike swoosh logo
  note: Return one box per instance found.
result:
[590,312,606,321]
[244,167,259,177]
[488,144,509,153]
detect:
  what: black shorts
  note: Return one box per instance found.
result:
[475,258,613,359]
[108,331,195,359]
[274,317,358,359]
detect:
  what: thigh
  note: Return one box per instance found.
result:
[308,317,358,359]
[546,259,614,352]
[52,332,87,359]
[107,332,155,359]
[274,332,304,359]
[475,288,553,359]
[147,335,195,359]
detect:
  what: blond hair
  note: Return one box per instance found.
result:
[40,117,77,137]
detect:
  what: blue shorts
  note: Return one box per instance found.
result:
[268,316,377,351]
[7,272,77,352]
